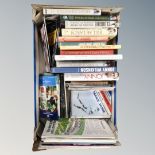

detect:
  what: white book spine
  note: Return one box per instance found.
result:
[56,61,110,67]
[43,138,117,144]
[65,21,119,28]
[55,54,123,61]
[64,73,119,81]
[43,8,101,15]
[61,28,117,37]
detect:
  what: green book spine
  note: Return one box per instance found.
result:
[60,15,117,21]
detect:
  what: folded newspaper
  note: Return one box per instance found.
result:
[41,118,116,144]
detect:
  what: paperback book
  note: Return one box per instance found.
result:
[39,74,60,119]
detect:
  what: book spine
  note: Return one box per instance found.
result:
[99,91,112,115]
[43,8,101,15]
[59,42,106,46]
[60,15,118,21]
[61,28,117,37]
[55,54,123,61]
[65,21,119,28]
[95,91,112,116]
[93,91,109,115]
[51,67,116,73]
[60,49,114,55]
[60,45,121,50]
[56,61,115,67]
[40,23,51,71]
[64,72,119,81]
[58,36,110,42]
[59,74,67,117]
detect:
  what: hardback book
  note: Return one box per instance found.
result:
[65,21,119,28]
[60,49,114,55]
[60,15,118,21]
[59,41,108,46]
[51,67,116,73]
[56,60,116,67]
[55,54,123,61]
[59,44,121,50]
[43,8,102,15]
[58,36,110,42]
[64,72,119,81]
[61,28,117,37]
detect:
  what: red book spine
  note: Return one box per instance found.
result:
[58,36,109,42]
[100,91,112,113]
[60,50,114,55]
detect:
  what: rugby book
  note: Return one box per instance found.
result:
[51,67,116,73]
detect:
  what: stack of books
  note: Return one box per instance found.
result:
[32,4,123,151]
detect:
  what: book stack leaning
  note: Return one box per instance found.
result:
[32,4,123,151]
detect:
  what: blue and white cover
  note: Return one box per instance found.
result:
[51,67,116,73]
[71,90,112,118]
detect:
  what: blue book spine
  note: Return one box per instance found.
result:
[51,67,116,73]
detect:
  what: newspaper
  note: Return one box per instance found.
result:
[41,118,115,139]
